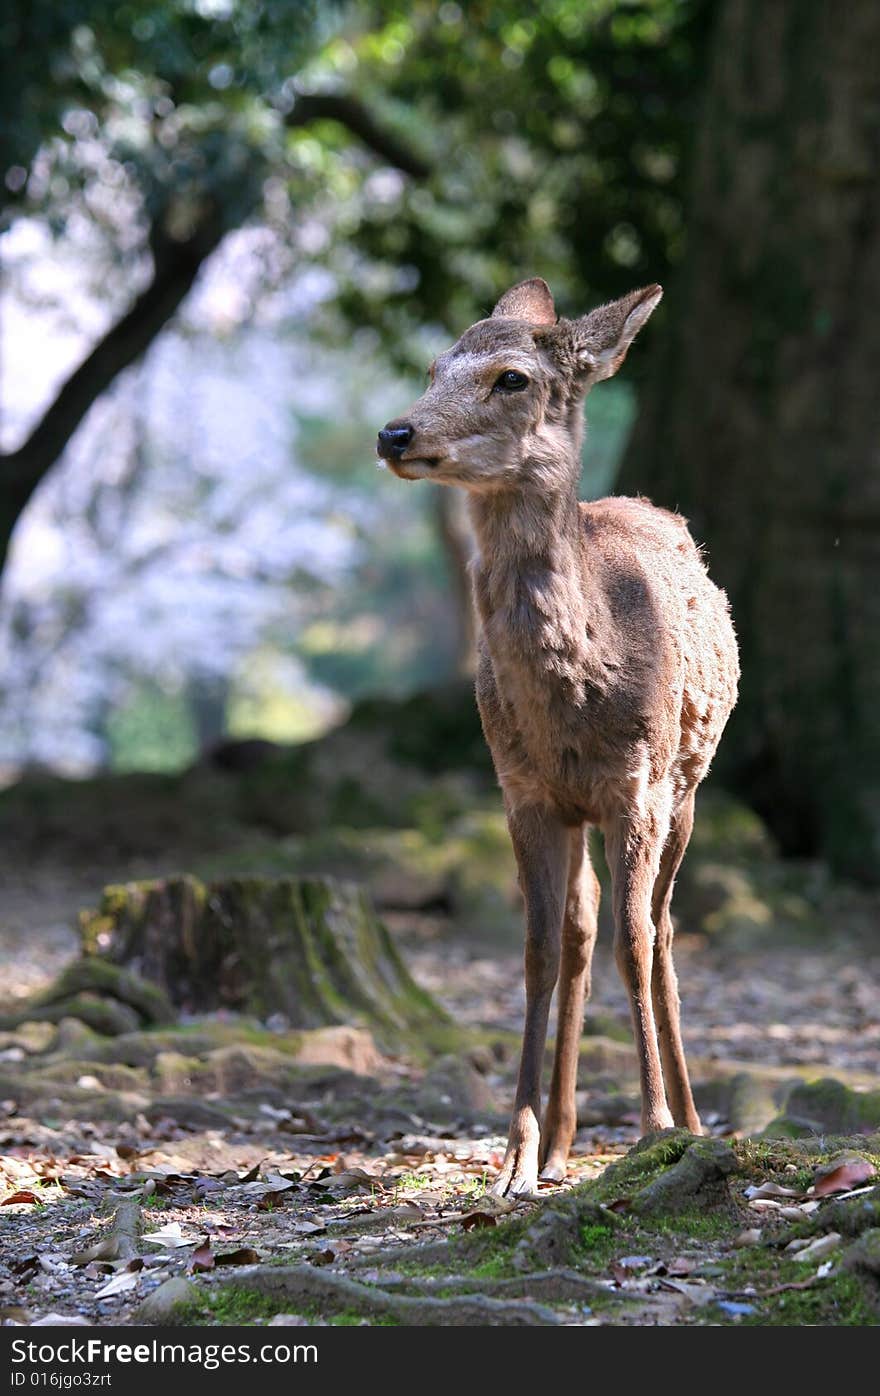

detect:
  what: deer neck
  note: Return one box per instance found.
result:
[467,479,604,691]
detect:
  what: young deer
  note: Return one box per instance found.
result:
[376,279,739,1196]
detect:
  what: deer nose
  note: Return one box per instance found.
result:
[376,422,414,459]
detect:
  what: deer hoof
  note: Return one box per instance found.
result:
[491,1147,539,1198]
[538,1157,568,1184]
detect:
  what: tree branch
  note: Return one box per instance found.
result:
[287,91,432,179]
[0,90,430,574]
[0,212,225,570]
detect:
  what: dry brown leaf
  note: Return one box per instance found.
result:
[310,1169,384,1196]
[2,1190,38,1206]
[215,1247,261,1267]
[70,1236,122,1266]
[189,1241,215,1273]
[812,1158,876,1197]
[460,1210,498,1231]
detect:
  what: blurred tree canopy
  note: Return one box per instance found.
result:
[0,0,713,568]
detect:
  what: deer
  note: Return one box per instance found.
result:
[376,278,739,1197]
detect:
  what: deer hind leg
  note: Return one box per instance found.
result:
[605,811,674,1135]
[492,804,570,1198]
[539,826,601,1182]
[650,789,701,1133]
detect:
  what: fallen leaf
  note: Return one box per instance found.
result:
[94,1270,140,1300]
[310,1169,384,1197]
[9,1256,40,1280]
[215,1247,261,1267]
[262,1172,298,1191]
[142,1222,200,1249]
[744,1181,803,1200]
[189,1241,215,1273]
[194,1177,223,1197]
[0,1306,33,1323]
[2,1190,38,1206]
[70,1237,122,1266]
[812,1158,876,1197]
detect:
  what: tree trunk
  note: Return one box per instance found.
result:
[620,0,880,881]
[79,875,446,1035]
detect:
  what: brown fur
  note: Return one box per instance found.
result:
[377,279,739,1195]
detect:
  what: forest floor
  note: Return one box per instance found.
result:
[1,847,879,1329]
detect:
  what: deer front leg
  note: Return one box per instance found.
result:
[605,815,674,1135]
[492,805,569,1198]
[540,827,600,1181]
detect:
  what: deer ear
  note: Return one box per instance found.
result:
[492,277,556,326]
[574,284,662,382]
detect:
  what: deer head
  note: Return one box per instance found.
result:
[376,279,662,494]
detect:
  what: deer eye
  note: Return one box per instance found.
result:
[494,369,529,392]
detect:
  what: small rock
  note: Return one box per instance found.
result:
[269,1314,312,1326]
[133,1278,200,1326]
[791,1232,842,1263]
[294,1027,383,1077]
[421,1055,492,1113]
[734,1229,763,1248]
[716,1300,756,1317]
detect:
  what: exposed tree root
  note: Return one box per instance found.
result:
[364,1267,599,1304]
[345,1239,460,1271]
[108,1198,142,1262]
[213,1264,562,1325]
[629,1138,738,1217]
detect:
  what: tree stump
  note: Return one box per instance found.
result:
[78,875,445,1035]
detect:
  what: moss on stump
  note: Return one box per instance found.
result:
[79,874,446,1037]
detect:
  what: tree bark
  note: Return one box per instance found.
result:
[620,0,880,881]
[79,874,446,1034]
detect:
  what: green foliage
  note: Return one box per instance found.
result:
[319,0,716,368]
[4,1,715,354]
[106,682,197,773]
[2,1,321,236]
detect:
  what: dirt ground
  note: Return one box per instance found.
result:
[1,858,879,1328]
